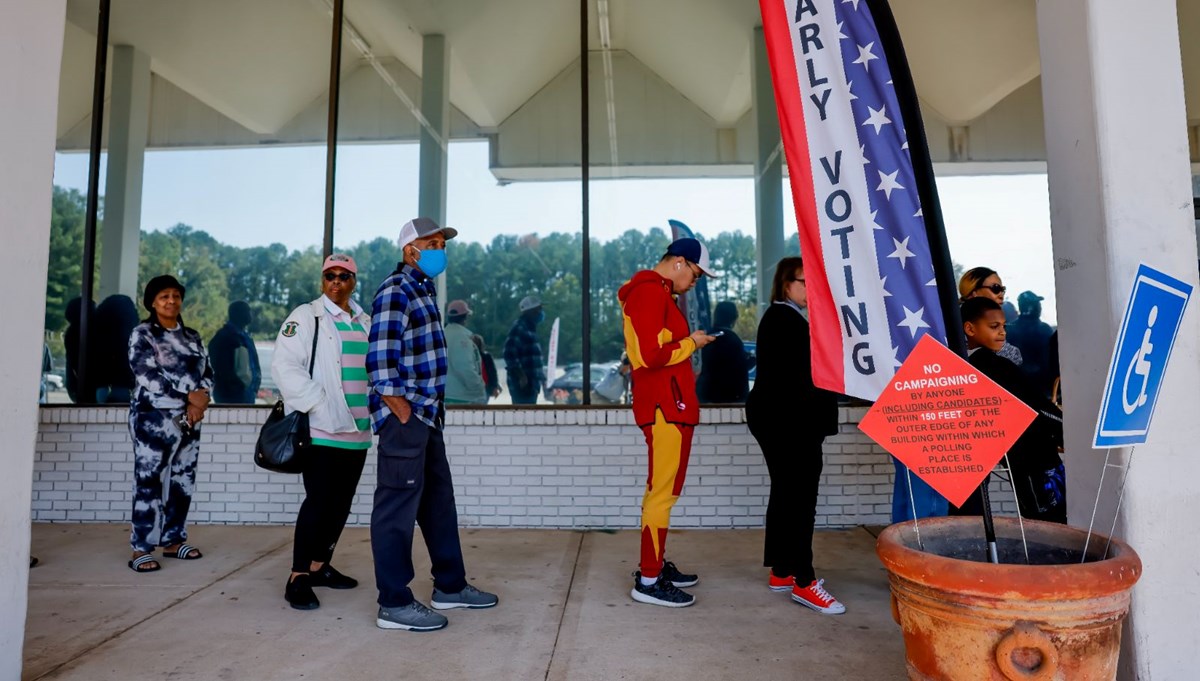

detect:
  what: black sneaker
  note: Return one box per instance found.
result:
[660,561,698,588]
[284,574,320,610]
[631,572,695,608]
[308,564,358,590]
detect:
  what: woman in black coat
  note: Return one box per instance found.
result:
[746,257,845,615]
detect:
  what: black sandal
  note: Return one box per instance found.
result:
[162,544,202,560]
[128,553,161,573]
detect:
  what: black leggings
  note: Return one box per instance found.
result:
[292,445,368,572]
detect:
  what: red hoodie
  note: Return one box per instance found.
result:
[617,270,700,427]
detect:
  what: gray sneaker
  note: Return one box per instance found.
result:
[430,583,499,610]
[376,601,448,631]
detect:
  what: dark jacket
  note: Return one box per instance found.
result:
[967,348,1063,475]
[208,322,262,403]
[697,330,749,404]
[503,314,545,400]
[746,302,838,437]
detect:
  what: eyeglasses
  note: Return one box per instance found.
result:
[686,262,703,279]
[975,283,1006,295]
[324,272,354,282]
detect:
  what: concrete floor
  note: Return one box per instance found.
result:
[24,524,908,681]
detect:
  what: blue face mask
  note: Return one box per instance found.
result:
[536,309,546,325]
[412,246,447,277]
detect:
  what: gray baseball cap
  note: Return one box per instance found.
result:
[398,217,458,250]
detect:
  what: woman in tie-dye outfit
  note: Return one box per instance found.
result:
[127,275,213,573]
[272,254,373,610]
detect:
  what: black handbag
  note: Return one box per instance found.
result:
[254,317,319,473]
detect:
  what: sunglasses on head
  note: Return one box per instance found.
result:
[976,283,1006,295]
[324,272,354,282]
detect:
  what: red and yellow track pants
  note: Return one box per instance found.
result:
[639,409,694,578]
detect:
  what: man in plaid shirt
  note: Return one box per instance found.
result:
[366,217,498,632]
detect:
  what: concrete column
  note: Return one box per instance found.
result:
[0,1,67,676]
[752,27,785,309]
[418,35,450,309]
[99,45,150,301]
[1036,1,1200,677]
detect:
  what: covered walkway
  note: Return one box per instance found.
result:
[24,524,902,681]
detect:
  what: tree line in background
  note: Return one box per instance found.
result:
[45,185,800,365]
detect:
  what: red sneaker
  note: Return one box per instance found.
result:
[791,579,846,615]
[768,572,794,592]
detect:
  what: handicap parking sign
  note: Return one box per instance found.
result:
[1094,264,1194,448]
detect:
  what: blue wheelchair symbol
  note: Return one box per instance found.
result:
[1095,265,1193,448]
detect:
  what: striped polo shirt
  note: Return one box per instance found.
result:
[311,304,372,450]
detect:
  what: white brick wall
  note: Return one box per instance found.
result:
[32,406,1019,528]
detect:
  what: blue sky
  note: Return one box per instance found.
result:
[54,141,1058,321]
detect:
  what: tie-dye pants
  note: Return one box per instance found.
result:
[129,410,200,552]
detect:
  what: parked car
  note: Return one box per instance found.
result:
[546,362,619,404]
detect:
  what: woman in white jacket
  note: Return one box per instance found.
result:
[272,253,373,611]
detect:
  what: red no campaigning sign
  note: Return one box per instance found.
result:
[858,336,1037,508]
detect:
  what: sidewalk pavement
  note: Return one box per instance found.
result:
[24,523,907,681]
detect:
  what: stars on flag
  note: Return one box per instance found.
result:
[877,169,904,200]
[880,276,892,297]
[867,209,884,231]
[897,306,931,337]
[852,42,878,72]
[887,236,915,268]
[862,105,892,134]
[842,0,862,12]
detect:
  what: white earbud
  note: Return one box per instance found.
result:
[675,262,681,271]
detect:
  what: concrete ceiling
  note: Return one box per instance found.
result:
[56,0,1200,169]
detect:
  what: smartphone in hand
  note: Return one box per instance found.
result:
[710,330,725,338]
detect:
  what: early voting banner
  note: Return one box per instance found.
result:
[758,0,960,400]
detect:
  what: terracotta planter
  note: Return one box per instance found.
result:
[876,517,1141,681]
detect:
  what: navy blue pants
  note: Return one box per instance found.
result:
[371,415,467,607]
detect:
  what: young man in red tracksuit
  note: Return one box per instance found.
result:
[617,237,716,607]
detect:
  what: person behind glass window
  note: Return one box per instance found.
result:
[93,294,139,403]
[273,254,373,610]
[1006,290,1056,393]
[126,275,212,573]
[39,343,52,404]
[209,300,262,404]
[746,257,846,615]
[696,300,749,404]
[504,295,546,404]
[64,297,97,403]
[443,299,487,405]
[473,334,502,402]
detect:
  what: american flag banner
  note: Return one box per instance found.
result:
[759,0,959,400]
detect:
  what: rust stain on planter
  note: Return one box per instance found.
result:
[876,517,1141,681]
